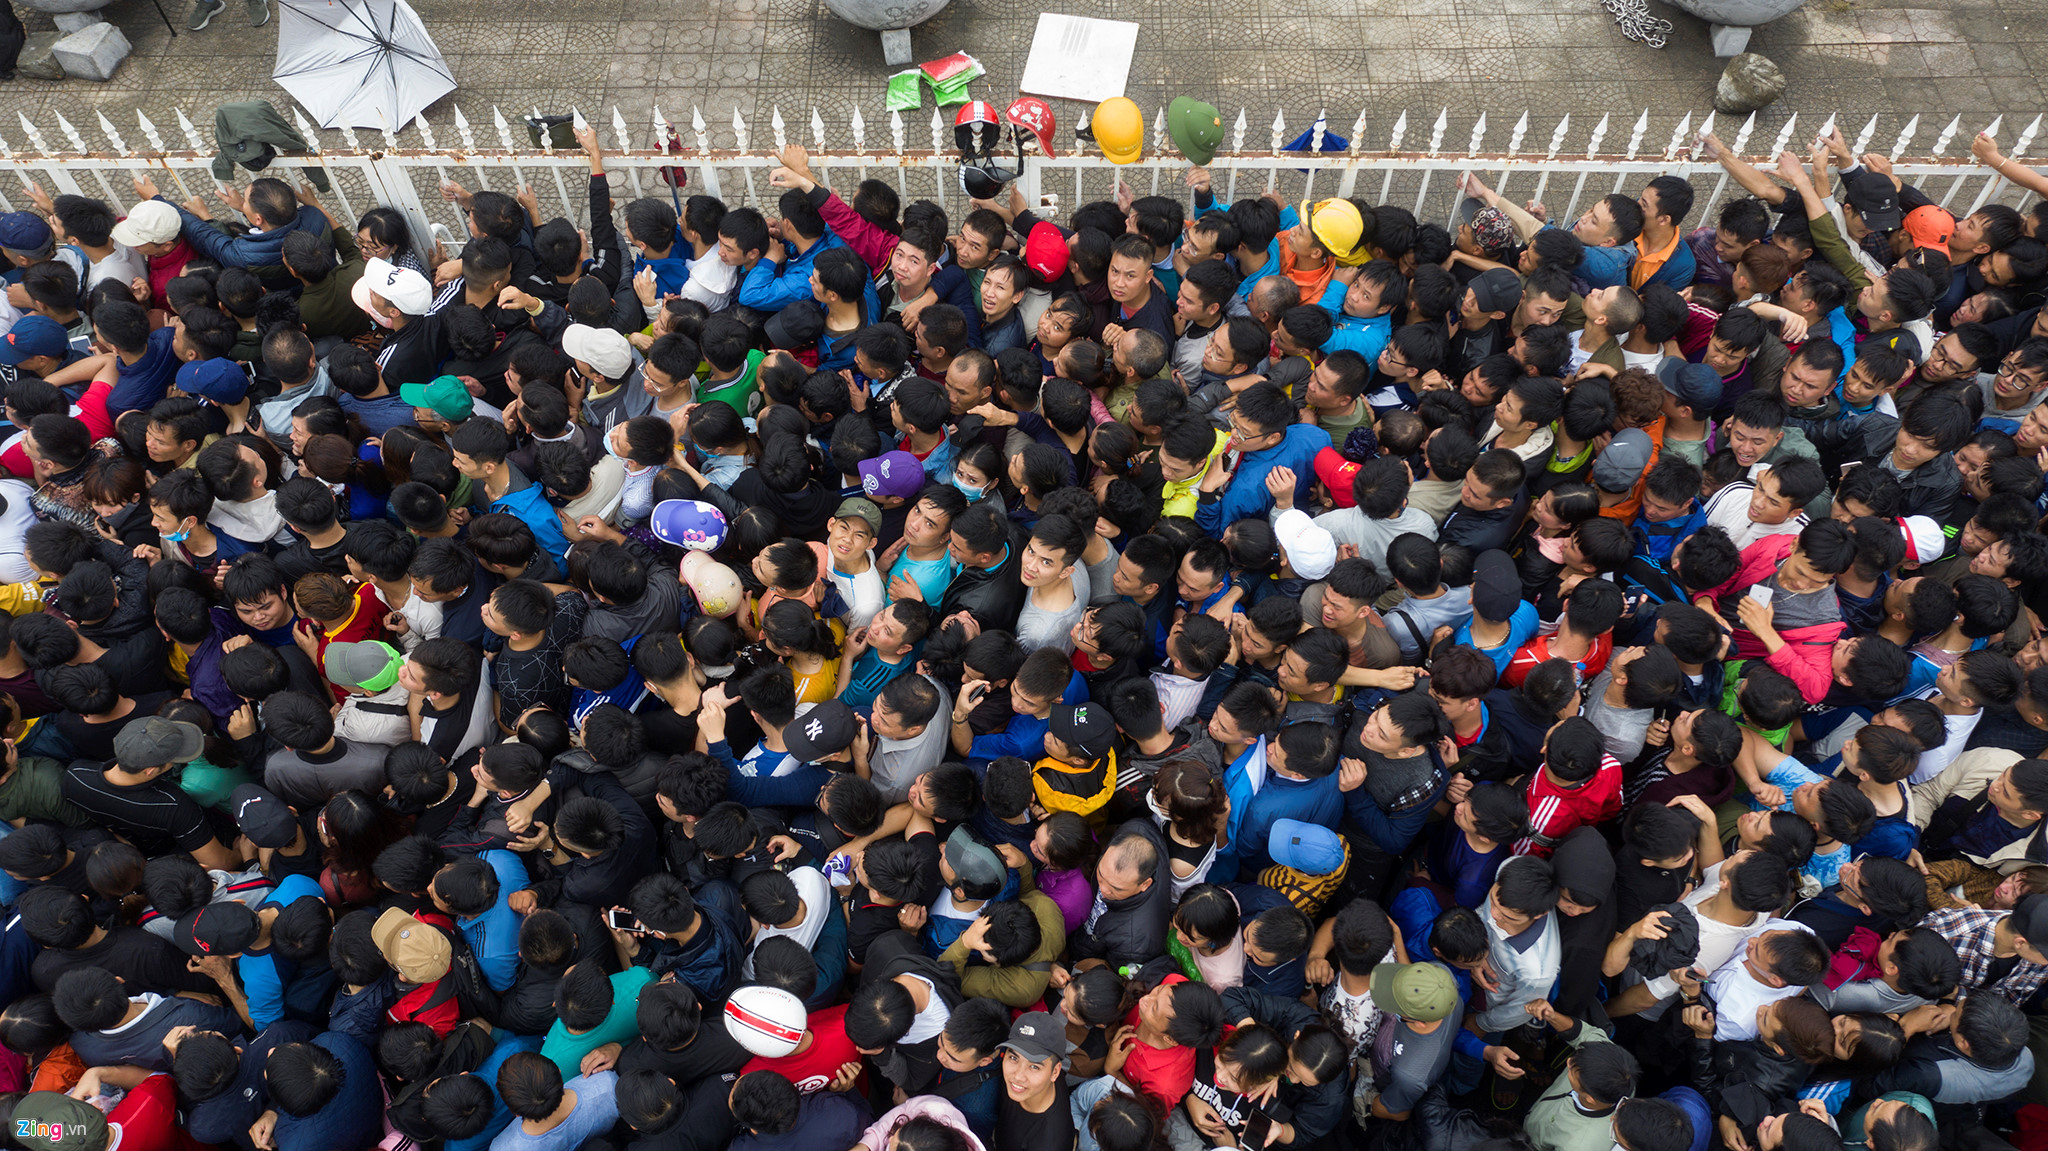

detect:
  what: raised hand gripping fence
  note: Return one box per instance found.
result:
[0,102,2038,261]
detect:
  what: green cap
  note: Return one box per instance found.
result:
[399,375,476,421]
[1368,962,1460,1022]
[1168,97,1225,166]
[833,496,882,536]
[325,640,404,694]
[11,1093,109,1151]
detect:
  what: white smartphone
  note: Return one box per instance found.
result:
[1746,584,1774,606]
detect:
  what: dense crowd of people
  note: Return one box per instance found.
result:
[0,99,2043,1151]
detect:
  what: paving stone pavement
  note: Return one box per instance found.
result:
[1,0,2043,157]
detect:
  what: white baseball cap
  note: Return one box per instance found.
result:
[1274,508,1338,581]
[361,257,433,316]
[562,323,633,380]
[110,200,181,247]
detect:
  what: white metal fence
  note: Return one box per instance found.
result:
[0,101,2040,259]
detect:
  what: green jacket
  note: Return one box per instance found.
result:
[941,888,1068,1008]
[211,101,330,192]
[0,755,92,827]
[299,226,371,342]
[1524,1019,1620,1151]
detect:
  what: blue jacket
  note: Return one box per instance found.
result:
[164,199,327,269]
[1543,224,1633,289]
[1195,423,1332,532]
[459,850,528,992]
[1235,768,1345,873]
[489,473,572,568]
[1640,238,1697,290]
[740,232,849,314]
[446,1032,545,1151]
[1313,280,1394,365]
[1632,502,1706,565]
[634,250,693,297]
[923,263,983,347]
[642,900,743,1003]
[814,278,888,373]
[276,1032,380,1151]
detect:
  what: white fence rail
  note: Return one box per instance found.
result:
[0,102,2040,258]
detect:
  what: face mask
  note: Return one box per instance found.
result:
[952,476,990,501]
[162,528,191,544]
[1146,790,1173,823]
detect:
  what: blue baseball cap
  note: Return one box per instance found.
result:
[0,316,68,366]
[176,358,249,405]
[1268,819,1346,875]
[0,211,52,254]
[649,499,727,551]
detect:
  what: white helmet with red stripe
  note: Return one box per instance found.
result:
[954,100,1002,157]
[724,984,807,1057]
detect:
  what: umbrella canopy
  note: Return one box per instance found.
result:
[273,0,455,131]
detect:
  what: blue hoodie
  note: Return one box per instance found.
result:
[1194,422,1332,532]
[458,849,529,992]
[164,199,327,270]
[740,231,849,314]
[275,1032,381,1151]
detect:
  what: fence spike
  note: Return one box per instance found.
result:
[1467,111,1487,157]
[1767,112,1798,157]
[1817,111,1837,145]
[1311,109,1328,155]
[1347,106,1367,157]
[136,110,165,153]
[811,107,827,150]
[772,106,787,152]
[1585,113,1610,159]
[455,106,477,152]
[1270,109,1286,153]
[1426,107,1447,157]
[96,112,129,156]
[611,106,631,152]
[54,112,86,154]
[1544,115,1570,160]
[527,108,549,155]
[1931,114,1962,157]
[1506,111,1528,157]
[378,110,397,152]
[1623,108,1648,160]
[1982,115,2006,146]
[732,108,749,152]
[850,105,867,151]
[690,107,709,155]
[290,107,321,154]
[1890,113,1919,161]
[929,107,943,154]
[0,126,12,161]
[1153,106,1168,151]
[1231,108,1248,153]
[17,115,50,157]
[1731,110,1757,155]
[1663,111,1692,161]
[1387,109,1408,153]
[417,117,438,152]
[1852,113,1880,155]
[1693,111,1714,158]
[2012,114,2043,159]
[490,106,513,152]
[174,107,205,152]
[889,109,904,152]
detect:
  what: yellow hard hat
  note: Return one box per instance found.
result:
[1091,97,1145,165]
[1302,199,1366,265]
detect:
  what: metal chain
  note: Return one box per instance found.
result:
[1601,0,1673,48]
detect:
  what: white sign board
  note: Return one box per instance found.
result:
[1019,13,1139,104]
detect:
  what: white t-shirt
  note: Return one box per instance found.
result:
[1907,703,1983,784]
[1643,860,1770,1002]
[829,552,886,630]
[87,243,148,292]
[743,866,833,976]
[1706,917,1814,1040]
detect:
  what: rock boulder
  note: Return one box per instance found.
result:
[1714,52,1786,113]
[52,20,129,81]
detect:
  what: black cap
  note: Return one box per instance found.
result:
[229,784,299,849]
[174,901,261,957]
[764,300,826,349]
[1050,703,1115,759]
[785,700,858,763]
[1840,166,1902,233]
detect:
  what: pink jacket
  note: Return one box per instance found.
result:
[1701,534,1844,704]
[856,1097,989,1151]
[814,189,900,279]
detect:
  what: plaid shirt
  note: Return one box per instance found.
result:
[1920,907,2048,1005]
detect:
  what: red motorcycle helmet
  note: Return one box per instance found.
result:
[953,101,1002,159]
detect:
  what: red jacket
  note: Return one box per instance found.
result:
[1513,755,1622,857]
[1701,534,1844,704]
